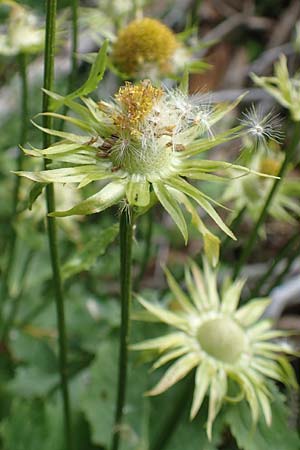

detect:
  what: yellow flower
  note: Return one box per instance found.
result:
[131,259,296,439]
[112,18,179,78]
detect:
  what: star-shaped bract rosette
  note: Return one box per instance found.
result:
[131,259,297,439]
[17,47,270,265]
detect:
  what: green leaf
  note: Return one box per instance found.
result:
[51,41,108,110]
[28,182,46,210]
[62,223,119,280]
[50,181,126,217]
[225,385,300,450]
[7,367,58,398]
[0,399,64,450]
[80,339,150,449]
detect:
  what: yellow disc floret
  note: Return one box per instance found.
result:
[113,80,163,136]
[112,18,179,77]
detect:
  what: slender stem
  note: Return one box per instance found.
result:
[70,0,78,91]
[111,208,134,450]
[233,123,300,279]
[191,0,202,26]
[43,1,72,449]
[58,0,78,131]
[221,206,246,250]
[134,211,153,290]
[0,52,28,326]
[250,230,300,298]
[266,240,300,295]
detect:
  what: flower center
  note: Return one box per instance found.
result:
[112,18,178,76]
[114,80,163,136]
[108,81,174,176]
[196,317,247,364]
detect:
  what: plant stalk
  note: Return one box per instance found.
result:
[250,230,300,298]
[111,208,134,450]
[43,0,72,448]
[70,0,78,91]
[233,123,300,279]
[266,240,300,295]
[0,52,28,328]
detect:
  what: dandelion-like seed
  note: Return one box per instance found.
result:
[131,260,297,439]
[241,105,284,149]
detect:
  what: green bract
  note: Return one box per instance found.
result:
[131,259,296,439]
[17,50,271,265]
[252,55,300,122]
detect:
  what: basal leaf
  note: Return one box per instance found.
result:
[61,223,119,280]
[225,385,300,450]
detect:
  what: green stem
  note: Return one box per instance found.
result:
[0,52,28,328]
[134,211,153,290]
[111,208,134,450]
[250,230,300,298]
[58,0,78,131]
[43,1,72,449]
[221,206,246,250]
[265,240,300,295]
[233,123,300,279]
[70,0,78,91]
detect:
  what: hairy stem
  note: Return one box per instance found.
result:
[0,52,28,331]
[43,0,72,448]
[233,123,300,279]
[111,208,134,450]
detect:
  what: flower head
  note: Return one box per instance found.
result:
[0,0,44,56]
[112,18,179,78]
[131,259,296,439]
[251,55,300,122]
[18,73,267,265]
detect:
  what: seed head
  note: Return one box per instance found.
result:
[241,105,284,149]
